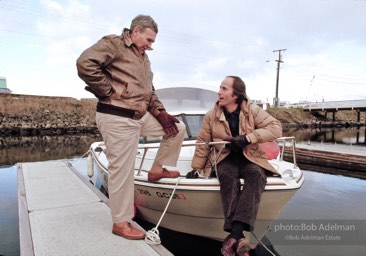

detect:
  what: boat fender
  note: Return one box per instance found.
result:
[259,141,280,160]
[87,152,94,177]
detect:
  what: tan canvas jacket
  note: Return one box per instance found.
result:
[76,28,165,118]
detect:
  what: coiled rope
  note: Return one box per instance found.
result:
[144,177,183,245]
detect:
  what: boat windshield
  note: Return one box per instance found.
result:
[140,113,205,143]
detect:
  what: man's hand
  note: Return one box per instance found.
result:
[224,135,251,152]
[231,135,251,148]
[186,169,200,179]
[156,110,179,136]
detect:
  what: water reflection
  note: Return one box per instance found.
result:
[283,127,366,145]
[0,126,364,166]
[0,134,102,166]
[0,166,19,256]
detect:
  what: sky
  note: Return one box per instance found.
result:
[1,0,366,104]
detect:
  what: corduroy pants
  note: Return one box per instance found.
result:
[96,111,186,223]
[216,153,267,232]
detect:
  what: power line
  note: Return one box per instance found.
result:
[282,65,366,86]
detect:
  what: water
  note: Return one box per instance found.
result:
[0,128,365,256]
[0,165,19,256]
[267,171,366,256]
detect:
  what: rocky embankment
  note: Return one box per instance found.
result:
[0,94,363,136]
[0,94,98,136]
[267,107,363,129]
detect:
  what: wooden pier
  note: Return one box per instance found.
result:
[17,160,172,256]
[284,143,366,179]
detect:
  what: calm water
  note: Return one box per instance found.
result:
[0,128,365,256]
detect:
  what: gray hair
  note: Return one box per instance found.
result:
[130,15,158,33]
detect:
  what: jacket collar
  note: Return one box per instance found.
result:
[122,28,134,47]
[214,98,252,121]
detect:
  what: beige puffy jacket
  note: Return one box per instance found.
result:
[191,99,282,177]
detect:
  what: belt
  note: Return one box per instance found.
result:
[96,102,139,119]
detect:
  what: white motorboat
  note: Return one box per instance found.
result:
[87,88,304,248]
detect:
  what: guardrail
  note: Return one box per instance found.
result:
[290,99,366,111]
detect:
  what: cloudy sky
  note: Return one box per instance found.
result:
[1,0,365,104]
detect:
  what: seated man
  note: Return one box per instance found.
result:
[190,76,282,256]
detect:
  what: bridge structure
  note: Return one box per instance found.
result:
[291,99,366,123]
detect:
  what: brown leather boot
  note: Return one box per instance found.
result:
[112,222,145,240]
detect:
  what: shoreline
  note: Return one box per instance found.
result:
[0,93,365,136]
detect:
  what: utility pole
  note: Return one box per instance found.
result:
[273,49,286,108]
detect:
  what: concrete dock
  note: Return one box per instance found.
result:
[17,160,172,256]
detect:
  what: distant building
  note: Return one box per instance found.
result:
[252,99,265,108]
[0,77,12,94]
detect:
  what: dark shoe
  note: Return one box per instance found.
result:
[221,236,237,256]
[112,222,145,240]
[148,168,180,181]
[236,237,251,255]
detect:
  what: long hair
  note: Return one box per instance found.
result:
[227,76,248,104]
[130,15,158,33]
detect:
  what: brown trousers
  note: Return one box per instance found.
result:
[96,112,186,223]
[217,153,267,232]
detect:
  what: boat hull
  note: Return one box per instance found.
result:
[134,181,297,243]
[89,138,304,246]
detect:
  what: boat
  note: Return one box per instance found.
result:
[87,88,304,248]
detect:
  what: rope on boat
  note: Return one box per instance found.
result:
[250,230,276,256]
[144,141,228,245]
[68,150,90,163]
[144,177,183,245]
[67,150,90,165]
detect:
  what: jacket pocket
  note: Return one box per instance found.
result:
[247,145,266,160]
[120,81,149,100]
[111,80,128,100]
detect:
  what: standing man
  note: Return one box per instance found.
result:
[190,76,282,256]
[76,15,185,240]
